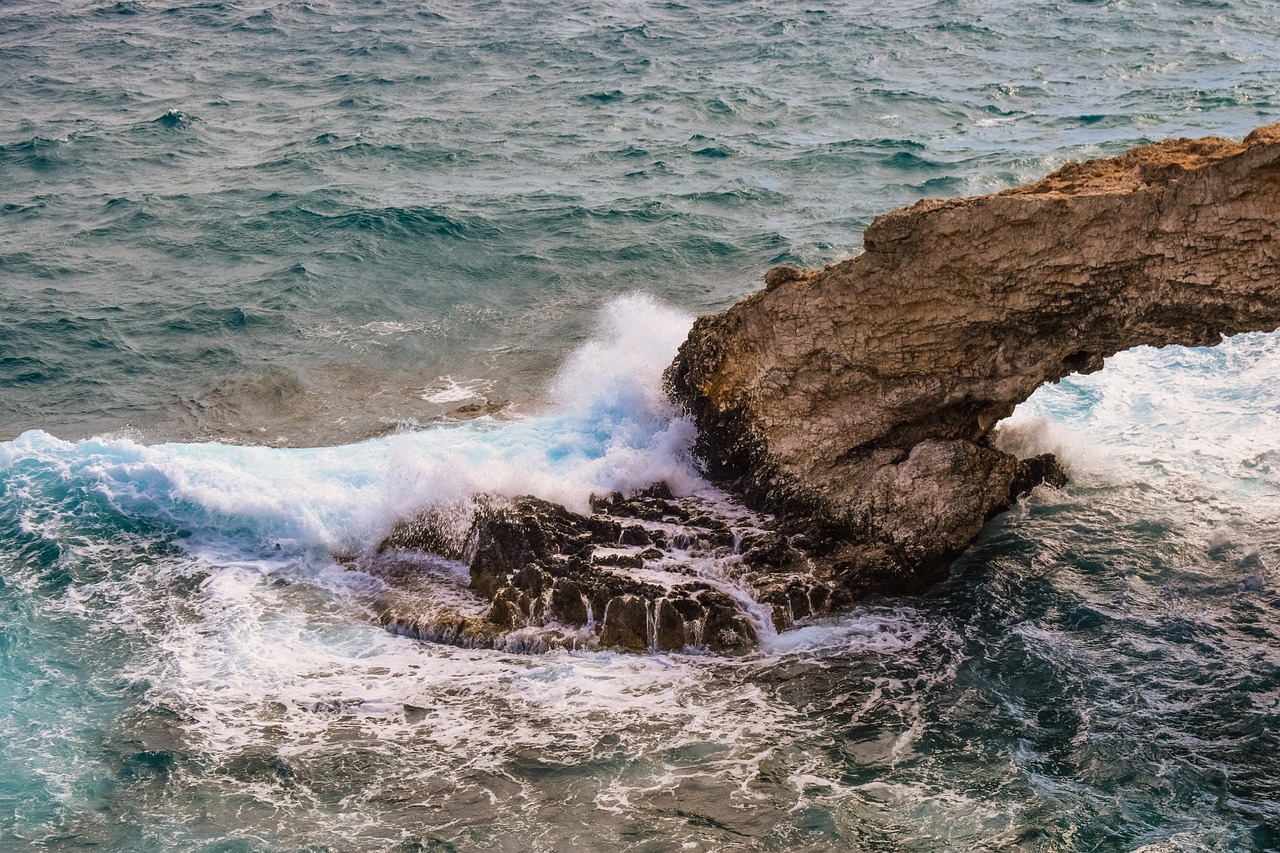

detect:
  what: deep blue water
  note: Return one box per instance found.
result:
[2,1,1279,850]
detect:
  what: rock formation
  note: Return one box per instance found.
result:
[368,486,843,654]
[367,124,1280,655]
[667,124,1280,594]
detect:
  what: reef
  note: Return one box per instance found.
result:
[666,123,1280,596]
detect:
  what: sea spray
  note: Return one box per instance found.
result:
[2,296,705,567]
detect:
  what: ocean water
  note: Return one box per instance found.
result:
[2,0,1279,850]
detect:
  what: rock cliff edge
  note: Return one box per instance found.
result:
[667,124,1280,596]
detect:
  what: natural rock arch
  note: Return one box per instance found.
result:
[666,124,1280,597]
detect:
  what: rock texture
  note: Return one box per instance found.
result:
[667,124,1280,593]
[369,487,840,654]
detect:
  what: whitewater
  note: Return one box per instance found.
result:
[2,0,1279,850]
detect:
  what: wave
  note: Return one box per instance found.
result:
[0,294,702,562]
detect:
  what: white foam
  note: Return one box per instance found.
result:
[1,295,708,558]
[418,375,492,403]
[758,607,933,659]
[362,320,426,335]
[997,332,1280,514]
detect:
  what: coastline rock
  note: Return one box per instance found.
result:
[666,124,1280,595]
[373,492,767,654]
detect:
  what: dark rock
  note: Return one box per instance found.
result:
[636,482,675,500]
[376,489,775,655]
[595,489,691,523]
[653,599,687,651]
[593,553,644,569]
[600,595,649,652]
[1011,453,1069,498]
[740,532,806,572]
[620,524,652,547]
[701,591,757,654]
[548,579,588,625]
[377,507,466,558]
[462,496,619,598]
[669,596,705,622]
[686,517,738,550]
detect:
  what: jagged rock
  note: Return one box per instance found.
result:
[464,496,620,599]
[548,578,588,625]
[701,594,756,655]
[739,532,806,572]
[600,595,649,653]
[592,483,690,522]
[619,524,652,546]
[667,124,1280,596]
[376,492,769,654]
[654,599,687,650]
[593,553,645,569]
[1011,453,1069,498]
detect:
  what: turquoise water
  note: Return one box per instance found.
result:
[2,1,1279,850]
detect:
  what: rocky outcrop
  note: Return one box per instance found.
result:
[667,124,1280,594]
[368,486,844,654]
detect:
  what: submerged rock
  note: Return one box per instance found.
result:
[667,124,1280,597]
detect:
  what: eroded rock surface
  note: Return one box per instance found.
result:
[366,486,843,654]
[667,124,1280,593]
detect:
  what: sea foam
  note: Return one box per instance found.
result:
[1,294,704,562]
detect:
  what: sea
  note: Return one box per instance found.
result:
[2,1,1278,850]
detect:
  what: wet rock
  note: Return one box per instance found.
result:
[740,532,806,572]
[377,506,468,559]
[1011,453,1069,497]
[548,578,588,625]
[600,595,649,652]
[686,516,737,549]
[376,490,778,655]
[487,588,524,630]
[619,524,652,546]
[460,496,619,599]
[637,482,675,501]
[593,483,691,522]
[653,599,687,651]
[700,591,757,654]
[445,400,506,420]
[593,553,644,569]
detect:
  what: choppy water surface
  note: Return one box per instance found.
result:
[2,1,1279,850]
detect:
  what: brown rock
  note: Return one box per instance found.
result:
[653,599,687,651]
[667,124,1280,596]
[701,592,758,654]
[548,579,588,626]
[600,595,649,652]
